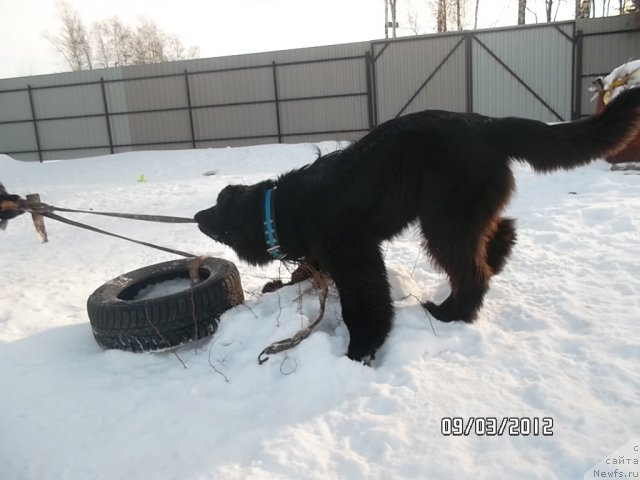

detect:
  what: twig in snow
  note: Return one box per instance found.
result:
[275,289,283,327]
[240,302,258,319]
[143,302,188,369]
[399,292,438,336]
[207,341,230,383]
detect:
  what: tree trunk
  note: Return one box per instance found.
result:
[546,0,554,22]
[391,0,397,37]
[385,0,389,38]
[518,0,527,24]
[577,0,591,18]
[437,0,448,32]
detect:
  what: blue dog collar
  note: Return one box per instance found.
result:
[263,187,286,260]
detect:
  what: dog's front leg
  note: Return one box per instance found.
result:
[321,239,393,362]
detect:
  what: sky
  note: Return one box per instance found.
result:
[0,0,587,80]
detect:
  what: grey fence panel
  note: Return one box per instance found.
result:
[0,123,36,155]
[104,80,130,148]
[193,103,278,141]
[259,42,372,66]
[472,23,574,122]
[43,148,111,161]
[114,142,192,154]
[124,110,192,146]
[279,96,369,137]
[0,90,31,122]
[372,33,467,123]
[276,56,370,138]
[277,58,365,99]
[197,137,280,149]
[189,67,274,105]
[0,90,36,158]
[118,75,191,149]
[38,117,109,150]
[32,83,104,118]
[119,75,187,112]
[189,66,278,144]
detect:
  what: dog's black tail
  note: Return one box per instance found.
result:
[491,87,640,173]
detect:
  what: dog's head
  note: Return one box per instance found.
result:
[195,182,274,265]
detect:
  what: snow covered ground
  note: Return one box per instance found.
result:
[0,142,638,480]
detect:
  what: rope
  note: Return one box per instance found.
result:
[1,194,198,258]
[41,211,197,258]
[26,201,196,224]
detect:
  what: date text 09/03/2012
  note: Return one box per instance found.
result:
[441,417,554,436]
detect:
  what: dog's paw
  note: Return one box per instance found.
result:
[347,342,379,365]
[423,301,451,322]
[262,279,284,293]
[347,351,376,366]
[423,300,477,323]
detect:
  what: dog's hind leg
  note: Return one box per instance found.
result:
[320,239,393,361]
[485,217,517,275]
[419,195,514,322]
[422,216,516,322]
[421,223,493,323]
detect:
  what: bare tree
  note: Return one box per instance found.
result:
[430,0,466,32]
[437,0,448,31]
[518,0,527,24]
[545,0,553,21]
[474,0,480,29]
[92,17,134,68]
[576,0,592,17]
[47,1,92,71]
[544,0,564,21]
[131,18,166,64]
[384,0,399,38]
[406,7,422,35]
[390,0,399,37]
[48,5,199,71]
[455,0,464,29]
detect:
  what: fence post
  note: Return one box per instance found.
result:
[184,69,197,149]
[271,61,282,143]
[573,29,584,120]
[465,33,474,113]
[26,85,43,163]
[369,44,381,126]
[365,52,375,130]
[100,78,114,154]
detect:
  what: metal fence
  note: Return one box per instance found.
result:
[1,15,638,162]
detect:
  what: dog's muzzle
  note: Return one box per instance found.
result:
[194,207,220,241]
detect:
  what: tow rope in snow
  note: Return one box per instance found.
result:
[258,264,329,365]
[0,187,198,258]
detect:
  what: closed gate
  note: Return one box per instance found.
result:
[370,22,576,126]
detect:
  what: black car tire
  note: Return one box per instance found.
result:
[87,257,244,352]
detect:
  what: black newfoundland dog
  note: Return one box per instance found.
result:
[195,88,640,361]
